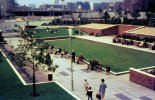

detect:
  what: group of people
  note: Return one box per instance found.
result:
[47,45,54,54]
[112,36,121,43]
[113,35,155,50]
[71,50,85,64]
[89,32,100,37]
[149,42,155,50]
[54,48,84,64]
[121,38,133,45]
[54,48,68,57]
[87,60,103,72]
[84,79,107,100]
[138,40,148,48]
[48,45,68,58]
[137,41,155,50]
[113,36,133,45]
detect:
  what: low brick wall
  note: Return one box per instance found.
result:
[78,25,140,36]
[78,26,118,36]
[77,27,101,36]
[101,26,118,36]
[129,68,155,90]
[118,25,139,34]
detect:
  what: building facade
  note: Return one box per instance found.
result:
[123,0,148,12]
[0,0,15,16]
[39,4,64,11]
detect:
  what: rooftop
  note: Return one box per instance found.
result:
[78,23,117,29]
[127,27,155,36]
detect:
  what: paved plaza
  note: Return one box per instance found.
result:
[4,35,155,100]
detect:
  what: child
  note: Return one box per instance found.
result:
[87,86,93,100]
[84,79,89,91]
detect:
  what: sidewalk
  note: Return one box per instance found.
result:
[5,37,155,100]
[51,54,155,100]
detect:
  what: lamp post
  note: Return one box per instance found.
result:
[90,2,93,23]
[61,0,65,18]
[69,28,74,91]
[78,5,82,35]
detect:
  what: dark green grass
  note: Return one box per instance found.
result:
[0,52,76,100]
[47,38,155,72]
[26,27,84,38]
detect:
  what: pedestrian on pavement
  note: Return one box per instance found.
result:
[71,50,76,62]
[99,79,107,100]
[84,79,89,91]
[86,86,93,100]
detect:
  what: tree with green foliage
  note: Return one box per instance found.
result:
[104,11,110,22]
[98,8,103,18]
[123,17,129,24]
[131,10,140,19]
[97,8,104,23]
[45,53,58,73]
[16,29,58,72]
[145,11,153,21]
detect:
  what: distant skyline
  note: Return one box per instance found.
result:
[17,0,123,6]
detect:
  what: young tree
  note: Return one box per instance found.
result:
[16,31,58,78]
[104,11,110,21]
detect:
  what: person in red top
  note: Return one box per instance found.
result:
[77,54,84,64]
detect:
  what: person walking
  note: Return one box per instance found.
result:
[86,86,93,100]
[99,79,107,100]
[84,79,89,91]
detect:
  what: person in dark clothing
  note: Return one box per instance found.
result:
[61,49,68,57]
[87,60,93,70]
[55,48,62,55]
[87,86,93,100]
[71,50,76,62]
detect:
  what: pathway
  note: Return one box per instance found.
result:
[4,36,155,100]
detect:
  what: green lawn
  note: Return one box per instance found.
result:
[47,38,155,72]
[0,52,76,100]
[26,27,84,38]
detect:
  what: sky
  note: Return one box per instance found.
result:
[17,0,123,6]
